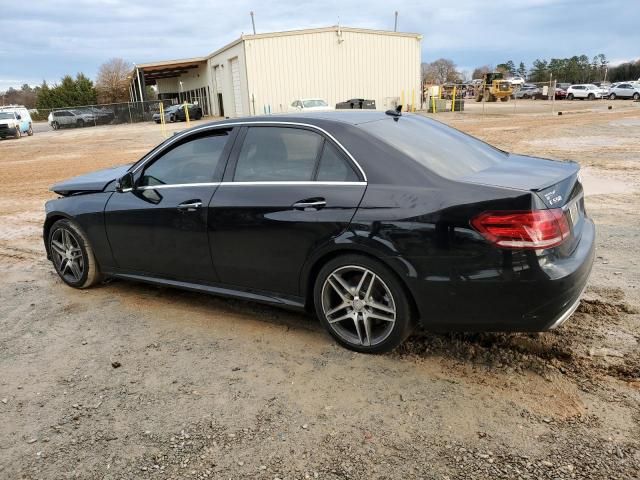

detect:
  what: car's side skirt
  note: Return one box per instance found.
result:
[106,272,307,310]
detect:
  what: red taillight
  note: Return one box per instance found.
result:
[471,209,570,249]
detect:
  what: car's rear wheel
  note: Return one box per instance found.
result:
[48,219,101,289]
[633,92,640,100]
[27,124,33,136]
[314,254,414,353]
[609,93,616,100]
[588,93,595,100]
[51,121,59,130]
[567,93,574,100]
[14,127,21,139]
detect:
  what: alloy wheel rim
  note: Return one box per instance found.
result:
[50,228,85,283]
[321,265,396,347]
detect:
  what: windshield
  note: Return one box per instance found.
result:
[302,99,328,108]
[0,112,15,120]
[359,115,508,180]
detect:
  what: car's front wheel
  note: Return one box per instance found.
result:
[48,219,101,289]
[567,93,574,100]
[314,254,414,353]
[633,92,640,100]
[14,127,21,139]
[609,93,616,100]
[27,124,33,136]
[588,93,595,100]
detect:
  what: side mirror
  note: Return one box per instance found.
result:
[116,172,135,192]
[16,114,21,120]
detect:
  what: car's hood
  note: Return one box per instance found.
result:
[50,164,132,196]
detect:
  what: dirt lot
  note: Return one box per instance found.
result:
[1,103,639,479]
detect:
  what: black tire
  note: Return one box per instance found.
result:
[51,121,59,130]
[77,119,85,128]
[501,96,509,102]
[313,254,414,353]
[633,92,640,101]
[27,124,33,136]
[48,219,101,289]
[609,93,616,100]
[14,127,21,139]
[588,93,595,100]
[567,93,574,100]
[169,115,176,123]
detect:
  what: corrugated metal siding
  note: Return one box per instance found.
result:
[230,57,243,116]
[244,30,421,114]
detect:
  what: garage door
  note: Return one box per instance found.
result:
[230,58,243,116]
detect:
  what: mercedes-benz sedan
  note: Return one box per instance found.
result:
[44,111,595,353]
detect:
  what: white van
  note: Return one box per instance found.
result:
[0,105,33,139]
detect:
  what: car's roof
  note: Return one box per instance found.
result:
[209,110,392,127]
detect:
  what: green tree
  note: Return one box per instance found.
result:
[34,74,97,109]
[517,62,527,78]
[529,59,549,83]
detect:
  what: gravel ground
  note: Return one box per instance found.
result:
[1,106,639,479]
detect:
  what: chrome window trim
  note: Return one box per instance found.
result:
[130,121,368,182]
[136,182,221,190]
[219,181,367,187]
[135,181,367,191]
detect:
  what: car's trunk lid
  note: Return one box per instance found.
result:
[458,154,580,195]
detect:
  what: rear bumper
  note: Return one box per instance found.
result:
[409,218,595,332]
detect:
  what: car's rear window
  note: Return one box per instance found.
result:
[358,115,508,180]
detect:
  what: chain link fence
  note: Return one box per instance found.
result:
[419,79,611,115]
[31,99,208,129]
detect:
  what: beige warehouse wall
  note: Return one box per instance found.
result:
[207,41,250,118]
[244,29,422,114]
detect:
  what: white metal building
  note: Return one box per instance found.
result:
[130,26,422,117]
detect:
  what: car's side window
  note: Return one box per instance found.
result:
[139,131,230,187]
[234,127,323,181]
[315,141,359,182]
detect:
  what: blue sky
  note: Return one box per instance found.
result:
[1,0,638,91]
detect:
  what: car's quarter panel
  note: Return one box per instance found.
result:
[44,193,115,269]
[208,183,366,296]
[349,179,593,331]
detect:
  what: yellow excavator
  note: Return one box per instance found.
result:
[474,72,513,102]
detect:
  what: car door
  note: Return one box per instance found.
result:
[105,127,236,283]
[619,84,631,98]
[208,124,367,297]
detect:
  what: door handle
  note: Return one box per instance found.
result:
[177,200,203,212]
[292,199,326,210]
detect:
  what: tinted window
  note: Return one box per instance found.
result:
[315,142,359,182]
[359,115,508,180]
[140,132,229,186]
[234,127,322,181]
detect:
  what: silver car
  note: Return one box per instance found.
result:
[48,109,96,129]
[608,82,640,100]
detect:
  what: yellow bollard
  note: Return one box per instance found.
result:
[431,93,436,113]
[184,102,190,127]
[451,86,457,112]
[400,90,405,112]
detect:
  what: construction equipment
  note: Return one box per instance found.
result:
[474,72,513,102]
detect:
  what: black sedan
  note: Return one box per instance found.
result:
[44,111,595,353]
